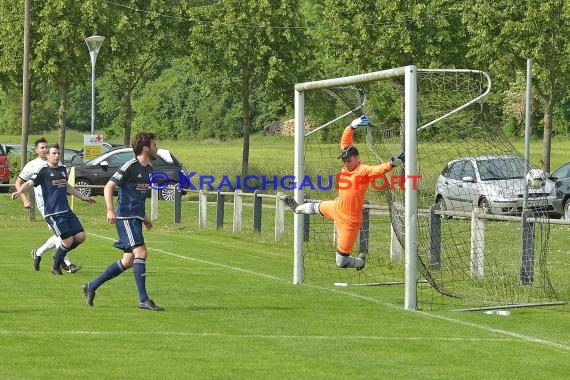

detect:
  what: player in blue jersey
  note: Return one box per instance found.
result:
[11,144,96,275]
[16,137,80,273]
[82,132,165,311]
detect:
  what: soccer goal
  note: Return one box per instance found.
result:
[292,66,567,311]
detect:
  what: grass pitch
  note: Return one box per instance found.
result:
[1,194,569,379]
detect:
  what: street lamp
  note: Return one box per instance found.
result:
[85,35,105,134]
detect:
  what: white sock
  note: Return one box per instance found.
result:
[54,236,62,250]
[295,202,320,215]
[36,235,59,257]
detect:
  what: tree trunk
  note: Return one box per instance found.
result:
[240,84,251,178]
[541,92,554,173]
[123,89,132,146]
[57,81,69,155]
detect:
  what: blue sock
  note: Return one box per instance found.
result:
[53,245,69,270]
[133,258,149,302]
[90,260,125,290]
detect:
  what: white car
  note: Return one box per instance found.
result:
[435,155,556,217]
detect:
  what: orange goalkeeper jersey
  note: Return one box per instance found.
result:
[335,126,393,222]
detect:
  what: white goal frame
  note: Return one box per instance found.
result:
[292,66,419,310]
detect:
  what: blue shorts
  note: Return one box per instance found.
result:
[113,218,145,252]
[45,211,84,240]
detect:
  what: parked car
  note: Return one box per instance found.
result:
[434,155,556,217]
[0,144,10,192]
[4,144,35,157]
[550,162,570,220]
[71,147,187,201]
[70,143,129,166]
[5,143,83,166]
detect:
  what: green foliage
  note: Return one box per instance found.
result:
[0,0,570,170]
[0,87,22,134]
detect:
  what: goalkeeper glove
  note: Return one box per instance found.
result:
[390,152,405,167]
[350,116,370,129]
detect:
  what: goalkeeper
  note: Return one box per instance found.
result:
[282,116,404,270]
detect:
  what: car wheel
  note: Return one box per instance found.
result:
[74,178,93,197]
[160,183,177,201]
[478,197,491,214]
[564,200,570,221]
[436,196,451,220]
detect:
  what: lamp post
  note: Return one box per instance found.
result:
[85,35,105,134]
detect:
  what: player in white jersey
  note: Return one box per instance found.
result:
[15,137,80,273]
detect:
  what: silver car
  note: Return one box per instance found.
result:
[435,155,556,217]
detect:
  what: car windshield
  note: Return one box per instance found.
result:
[85,150,172,167]
[477,157,528,180]
[550,163,570,180]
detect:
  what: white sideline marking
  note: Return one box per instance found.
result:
[88,233,570,353]
[89,233,283,282]
[0,329,516,342]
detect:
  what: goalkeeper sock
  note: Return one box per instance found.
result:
[295,202,320,215]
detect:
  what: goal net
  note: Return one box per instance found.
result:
[292,66,567,311]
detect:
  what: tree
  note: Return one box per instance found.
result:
[463,0,570,172]
[320,0,469,74]
[24,1,103,152]
[189,0,310,177]
[94,0,191,145]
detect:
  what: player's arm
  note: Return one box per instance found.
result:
[340,126,355,149]
[15,176,31,207]
[367,162,395,177]
[143,214,153,231]
[11,179,34,200]
[364,152,405,178]
[67,184,96,204]
[104,180,118,224]
[341,116,370,148]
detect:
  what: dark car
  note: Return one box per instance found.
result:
[71,147,186,201]
[0,144,9,192]
[550,162,570,219]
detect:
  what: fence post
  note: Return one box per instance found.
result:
[520,210,535,285]
[198,190,207,230]
[275,192,285,241]
[150,188,158,221]
[428,204,441,269]
[470,208,485,278]
[253,190,262,233]
[233,189,242,233]
[174,187,181,224]
[303,214,310,242]
[390,226,403,262]
[359,201,369,254]
[216,192,225,229]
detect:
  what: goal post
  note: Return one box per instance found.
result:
[292,66,566,312]
[292,65,418,310]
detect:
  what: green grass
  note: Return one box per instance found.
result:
[6,130,570,178]
[1,195,569,379]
